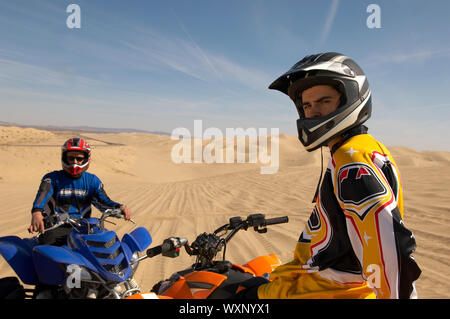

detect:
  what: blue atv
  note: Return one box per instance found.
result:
[0,209,152,299]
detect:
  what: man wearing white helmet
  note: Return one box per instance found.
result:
[28,137,132,246]
[255,52,421,299]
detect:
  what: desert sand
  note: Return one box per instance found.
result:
[0,126,449,298]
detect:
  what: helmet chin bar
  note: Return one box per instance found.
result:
[63,162,90,177]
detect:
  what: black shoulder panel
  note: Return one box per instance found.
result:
[337,163,387,206]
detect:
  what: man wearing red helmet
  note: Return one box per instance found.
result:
[28,137,132,245]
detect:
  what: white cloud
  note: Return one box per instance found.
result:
[366,47,450,65]
[0,58,99,88]
[320,0,340,46]
[121,26,271,91]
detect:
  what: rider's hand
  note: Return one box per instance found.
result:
[28,211,45,234]
[120,205,132,220]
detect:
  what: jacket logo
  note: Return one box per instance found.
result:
[59,188,88,197]
[337,163,387,206]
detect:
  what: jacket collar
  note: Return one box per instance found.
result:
[330,125,368,155]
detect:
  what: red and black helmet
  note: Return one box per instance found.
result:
[61,138,91,177]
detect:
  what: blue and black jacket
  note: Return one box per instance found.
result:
[32,170,122,219]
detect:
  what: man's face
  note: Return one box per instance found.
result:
[66,151,86,164]
[300,85,341,118]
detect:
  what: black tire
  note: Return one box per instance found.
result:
[0,277,26,299]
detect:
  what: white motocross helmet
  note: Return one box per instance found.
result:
[269,52,372,152]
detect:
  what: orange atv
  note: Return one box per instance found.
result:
[127,214,288,299]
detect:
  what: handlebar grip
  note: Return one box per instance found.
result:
[144,238,189,259]
[104,208,124,218]
[264,216,289,226]
[146,245,162,258]
[161,237,187,258]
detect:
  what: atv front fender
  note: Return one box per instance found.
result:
[0,236,37,285]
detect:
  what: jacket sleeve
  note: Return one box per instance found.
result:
[91,177,122,212]
[31,175,54,214]
[335,151,420,298]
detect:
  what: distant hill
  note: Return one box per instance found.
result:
[0,121,171,136]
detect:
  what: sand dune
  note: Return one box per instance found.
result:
[0,126,449,298]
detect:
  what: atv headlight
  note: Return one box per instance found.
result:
[130,252,140,273]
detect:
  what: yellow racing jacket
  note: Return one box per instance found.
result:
[258,128,421,299]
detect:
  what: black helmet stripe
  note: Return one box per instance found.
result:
[72,138,80,146]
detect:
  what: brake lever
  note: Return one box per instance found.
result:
[254,226,268,233]
[184,244,193,256]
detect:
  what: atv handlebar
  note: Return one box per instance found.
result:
[38,208,134,236]
[194,213,288,268]
[218,214,289,242]
[146,214,288,269]
[99,208,135,227]
[38,216,82,234]
[263,216,289,226]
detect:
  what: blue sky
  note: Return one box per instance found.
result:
[1,0,449,151]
